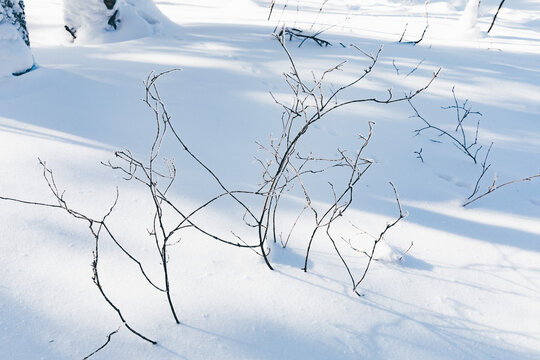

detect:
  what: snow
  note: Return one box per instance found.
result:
[63,0,178,43]
[1,0,540,359]
[0,22,33,77]
[0,1,33,77]
[461,0,481,29]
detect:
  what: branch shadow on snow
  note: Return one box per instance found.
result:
[402,200,540,253]
[338,290,540,360]
[1,20,540,360]
[2,20,537,247]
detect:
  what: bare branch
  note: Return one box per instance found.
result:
[83,327,121,360]
[277,27,332,47]
[468,142,493,199]
[487,0,506,33]
[268,0,276,20]
[399,1,429,45]
[354,182,406,292]
[410,90,482,164]
[399,241,414,262]
[463,173,540,207]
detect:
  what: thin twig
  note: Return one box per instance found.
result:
[410,92,482,164]
[354,182,406,292]
[463,173,540,207]
[399,2,429,45]
[468,142,493,199]
[414,148,424,163]
[487,0,506,33]
[399,241,414,262]
[83,327,121,360]
[277,27,332,47]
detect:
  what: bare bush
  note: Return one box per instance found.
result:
[0,35,440,351]
[250,34,438,290]
[409,88,494,200]
[409,87,485,164]
[1,160,158,346]
[409,87,539,206]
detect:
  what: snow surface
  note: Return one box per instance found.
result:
[1,0,540,359]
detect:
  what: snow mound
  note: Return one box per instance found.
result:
[374,241,402,263]
[64,0,178,44]
[457,0,486,39]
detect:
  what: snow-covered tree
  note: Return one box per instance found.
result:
[0,0,33,77]
[0,0,29,45]
[461,0,481,29]
[456,0,486,38]
[63,0,176,43]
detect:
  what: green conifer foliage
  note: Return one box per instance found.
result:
[0,0,30,46]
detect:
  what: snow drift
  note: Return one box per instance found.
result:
[63,0,178,43]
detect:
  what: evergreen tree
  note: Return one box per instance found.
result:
[0,0,33,77]
[0,0,30,46]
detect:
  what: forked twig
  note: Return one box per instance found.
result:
[399,1,430,45]
[410,87,483,164]
[1,160,157,344]
[353,182,406,294]
[463,173,540,207]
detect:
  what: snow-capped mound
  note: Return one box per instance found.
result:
[0,2,33,78]
[457,0,486,39]
[63,0,178,44]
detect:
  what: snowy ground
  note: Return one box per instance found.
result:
[1,0,539,359]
